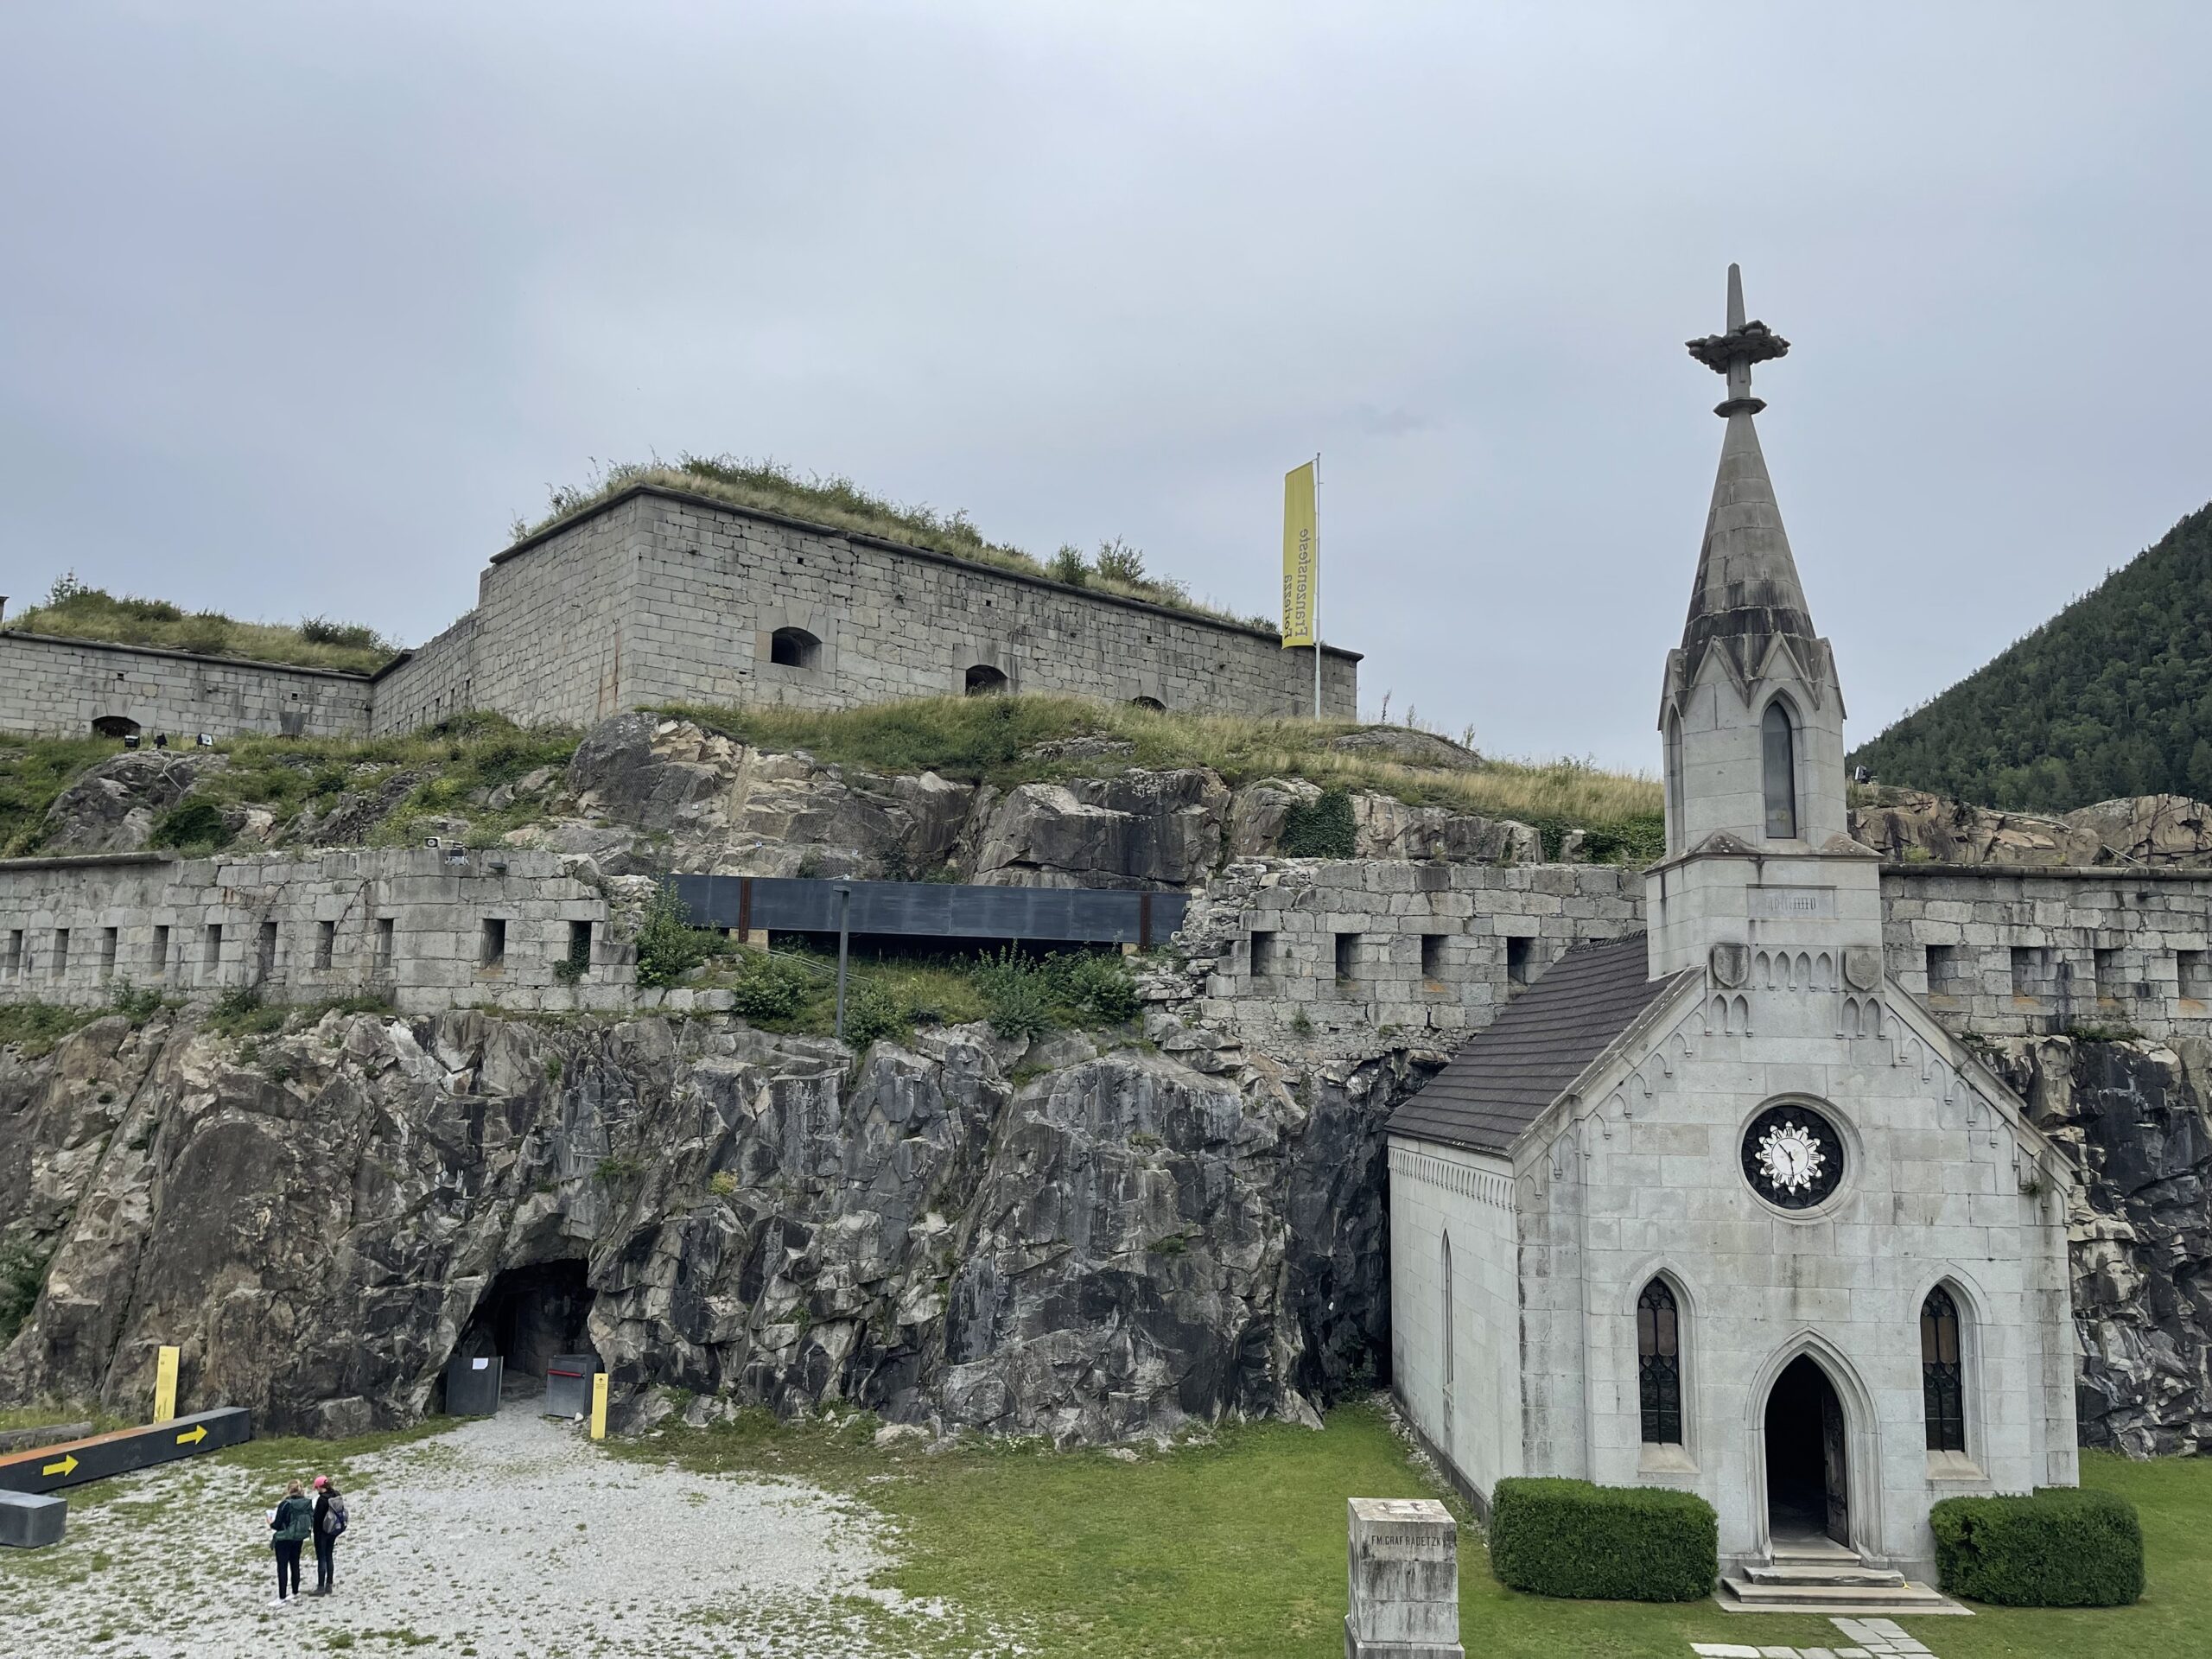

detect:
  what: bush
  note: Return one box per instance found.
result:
[840,979,910,1048]
[634,886,717,988]
[1279,787,1357,858]
[725,950,813,1021]
[1489,1478,1717,1602]
[1046,950,1141,1025]
[973,950,1054,1040]
[1930,1487,2143,1607]
[148,800,232,853]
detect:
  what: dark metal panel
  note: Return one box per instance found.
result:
[659,874,1187,946]
[0,1408,254,1495]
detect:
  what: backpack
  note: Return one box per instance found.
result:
[323,1495,348,1537]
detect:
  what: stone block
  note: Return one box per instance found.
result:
[0,1490,67,1548]
[1345,1497,1461,1658]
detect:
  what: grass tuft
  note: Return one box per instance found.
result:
[8,575,397,674]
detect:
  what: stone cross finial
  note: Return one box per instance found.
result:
[1686,262,1790,416]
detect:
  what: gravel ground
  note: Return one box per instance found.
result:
[4,1404,1014,1657]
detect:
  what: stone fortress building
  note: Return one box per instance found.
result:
[1382,270,2082,1600]
[0,480,1360,742]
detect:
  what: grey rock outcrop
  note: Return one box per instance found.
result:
[559,715,973,879]
[1325,726,1482,770]
[1850,789,2212,868]
[37,753,212,855]
[0,1007,1410,1444]
[1991,1033,2212,1454]
[964,771,1230,890]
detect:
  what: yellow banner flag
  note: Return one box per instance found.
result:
[1281,461,1318,649]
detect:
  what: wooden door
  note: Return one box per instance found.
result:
[1821,1383,1850,1547]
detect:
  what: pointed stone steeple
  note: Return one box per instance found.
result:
[1649,266,1875,979]
[1678,265,1815,689]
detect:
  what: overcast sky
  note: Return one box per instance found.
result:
[4,3,2207,772]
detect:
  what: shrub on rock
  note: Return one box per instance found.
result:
[1930,1487,2143,1607]
[1488,1478,1716,1601]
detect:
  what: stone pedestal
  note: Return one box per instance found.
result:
[1344,1497,1463,1659]
[0,1490,67,1549]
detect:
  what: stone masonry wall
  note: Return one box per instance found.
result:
[1153,860,1644,1064]
[1880,865,2212,1039]
[0,632,373,741]
[0,849,632,1014]
[369,611,478,735]
[602,486,1357,718]
[467,497,643,730]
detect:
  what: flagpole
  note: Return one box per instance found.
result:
[1311,450,1323,720]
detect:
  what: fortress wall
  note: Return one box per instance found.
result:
[468,499,645,729]
[1173,861,1645,1059]
[1880,866,2212,1039]
[607,489,1357,718]
[369,611,479,734]
[0,848,632,1015]
[0,632,372,741]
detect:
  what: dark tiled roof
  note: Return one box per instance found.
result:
[1388,934,1689,1156]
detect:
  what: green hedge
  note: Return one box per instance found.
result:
[1488,1478,1717,1601]
[1930,1487,2143,1607]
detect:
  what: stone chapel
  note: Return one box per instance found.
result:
[1385,268,2081,1597]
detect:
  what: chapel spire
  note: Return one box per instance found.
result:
[1678,264,1814,684]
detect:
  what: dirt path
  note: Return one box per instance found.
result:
[3,1405,1008,1657]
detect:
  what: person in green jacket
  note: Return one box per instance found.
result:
[269,1480,314,1605]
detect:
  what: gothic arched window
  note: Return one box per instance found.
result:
[1664,711,1685,852]
[1922,1286,1966,1453]
[1440,1234,1454,1387]
[1637,1278,1682,1445]
[1761,700,1798,839]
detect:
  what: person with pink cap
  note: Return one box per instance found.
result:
[309,1474,348,1595]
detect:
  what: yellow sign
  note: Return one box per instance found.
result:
[175,1425,207,1446]
[43,1453,79,1478]
[154,1344,179,1423]
[590,1373,608,1441]
[1281,461,1318,649]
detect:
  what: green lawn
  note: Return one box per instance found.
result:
[636,1405,2212,1659]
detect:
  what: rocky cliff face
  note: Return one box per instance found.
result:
[1992,1033,2212,1454]
[1850,789,2212,868]
[0,1007,1418,1442]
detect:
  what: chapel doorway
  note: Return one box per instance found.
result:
[1764,1354,1850,1549]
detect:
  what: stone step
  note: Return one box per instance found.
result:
[1741,1561,1908,1589]
[1720,1573,1949,1609]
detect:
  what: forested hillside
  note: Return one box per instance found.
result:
[1849,503,2212,810]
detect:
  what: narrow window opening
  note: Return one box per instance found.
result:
[1637,1279,1684,1446]
[1249,930,1278,982]
[1333,931,1358,984]
[2011,945,2053,998]
[5,930,21,977]
[1505,934,1535,986]
[769,626,820,669]
[101,927,118,977]
[963,664,1009,697]
[1924,944,1961,996]
[257,918,278,982]
[480,918,507,969]
[203,923,224,978]
[1761,701,1798,840]
[1421,933,1446,982]
[375,918,395,974]
[1921,1287,1966,1454]
[151,925,169,978]
[2093,947,2120,999]
[2180,950,2211,1001]
[566,919,593,975]
[315,919,336,970]
[51,927,70,980]
[1440,1233,1454,1386]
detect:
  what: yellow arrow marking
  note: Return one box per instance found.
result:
[175,1425,207,1446]
[42,1453,79,1478]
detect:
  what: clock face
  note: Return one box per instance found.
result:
[1741,1105,1846,1210]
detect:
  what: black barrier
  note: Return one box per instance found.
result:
[664,874,1185,949]
[0,1408,252,1495]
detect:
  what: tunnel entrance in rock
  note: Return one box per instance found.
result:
[462,1260,593,1381]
